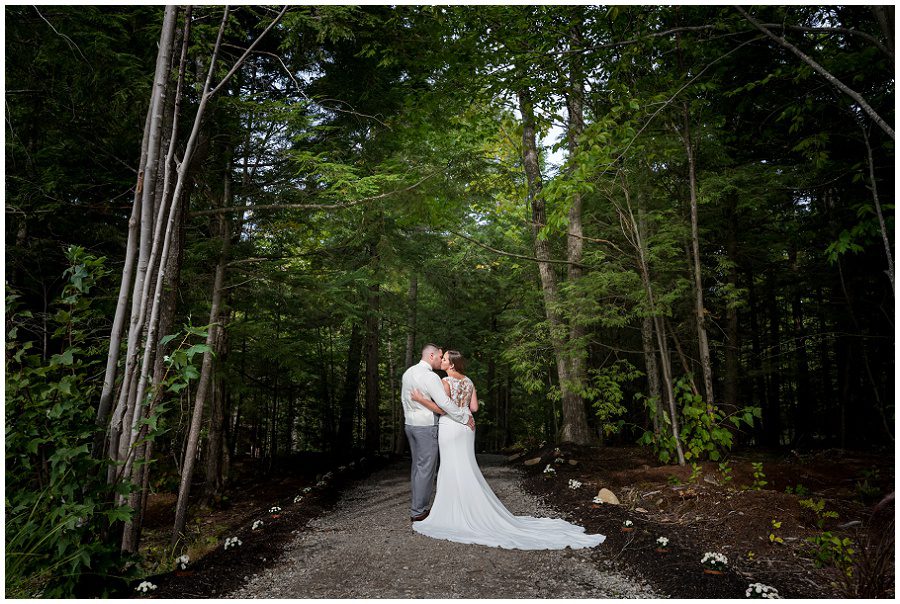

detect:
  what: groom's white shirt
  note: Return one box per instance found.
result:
[402,360,470,426]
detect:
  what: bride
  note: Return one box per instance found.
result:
[410,350,605,550]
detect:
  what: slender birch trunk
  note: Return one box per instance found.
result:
[94,106,151,458]
[620,180,685,465]
[106,6,179,481]
[860,125,894,292]
[172,166,232,545]
[681,106,716,411]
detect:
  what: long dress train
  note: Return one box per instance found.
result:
[413,376,605,550]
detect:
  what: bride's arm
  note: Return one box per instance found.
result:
[421,373,474,429]
[469,387,479,413]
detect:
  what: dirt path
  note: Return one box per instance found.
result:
[226,455,659,598]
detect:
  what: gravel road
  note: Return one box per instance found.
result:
[227,455,660,598]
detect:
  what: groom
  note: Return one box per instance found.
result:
[401,343,475,522]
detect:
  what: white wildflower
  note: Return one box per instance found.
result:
[543,464,556,475]
[568,479,582,490]
[252,520,264,530]
[224,536,242,550]
[554,457,565,464]
[592,496,603,504]
[701,551,728,570]
[553,447,562,455]
[269,506,282,514]
[176,554,189,570]
[293,495,303,504]
[656,536,669,548]
[746,583,780,599]
[302,487,312,493]
[623,520,633,527]
[135,581,157,593]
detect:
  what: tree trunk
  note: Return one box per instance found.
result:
[404,274,418,369]
[122,182,186,553]
[365,283,381,452]
[747,269,766,444]
[204,308,229,504]
[724,197,740,412]
[790,248,812,446]
[518,87,591,445]
[564,10,590,444]
[860,125,894,292]
[171,175,232,545]
[764,272,782,447]
[396,274,417,455]
[105,5,179,483]
[641,315,663,434]
[620,180,685,465]
[338,323,364,450]
[94,105,151,458]
[681,106,716,410]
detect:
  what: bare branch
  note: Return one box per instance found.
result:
[737,6,894,140]
[223,44,391,129]
[34,7,90,65]
[208,5,289,99]
[449,230,589,269]
[759,22,893,62]
[188,172,437,217]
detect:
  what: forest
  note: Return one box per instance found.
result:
[5,4,894,598]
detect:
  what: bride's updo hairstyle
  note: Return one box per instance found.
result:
[446,350,466,374]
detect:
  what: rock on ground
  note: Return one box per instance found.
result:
[226,455,660,598]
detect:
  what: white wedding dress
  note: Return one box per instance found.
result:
[413,376,605,550]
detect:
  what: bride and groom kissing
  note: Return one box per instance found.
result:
[400,343,605,550]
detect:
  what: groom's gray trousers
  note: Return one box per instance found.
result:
[405,420,439,517]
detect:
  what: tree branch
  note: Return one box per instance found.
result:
[188,172,436,217]
[208,5,289,99]
[737,6,894,140]
[449,230,589,269]
[759,23,893,62]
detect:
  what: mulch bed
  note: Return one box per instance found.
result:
[128,453,389,599]
[515,444,895,599]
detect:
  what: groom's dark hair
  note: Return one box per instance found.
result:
[422,343,442,357]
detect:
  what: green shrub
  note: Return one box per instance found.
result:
[5,247,133,597]
[638,377,760,464]
[807,532,855,577]
[751,462,768,490]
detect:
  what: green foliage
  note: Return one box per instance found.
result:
[751,462,768,490]
[799,498,839,530]
[5,247,132,597]
[806,532,855,577]
[584,359,641,436]
[638,377,760,464]
[689,462,703,484]
[717,461,733,484]
[768,519,784,544]
[785,483,811,497]
[854,468,882,504]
